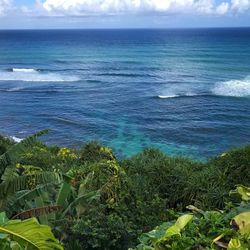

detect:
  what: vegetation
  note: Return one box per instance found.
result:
[131,186,250,250]
[0,131,250,249]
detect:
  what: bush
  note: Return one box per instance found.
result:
[122,148,204,208]
[80,141,116,163]
[71,211,132,250]
[209,145,250,186]
[1,131,250,250]
[0,135,14,155]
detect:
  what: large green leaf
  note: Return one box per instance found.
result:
[228,239,248,250]
[231,185,250,201]
[56,182,71,207]
[161,214,193,240]
[233,211,250,238]
[0,213,63,250]
[0,212,8,224]
[137,214,193,249]
[61,190,100,218]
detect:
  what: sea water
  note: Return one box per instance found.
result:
[0,29,250,160]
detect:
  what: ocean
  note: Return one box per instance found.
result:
[0,28,250,160]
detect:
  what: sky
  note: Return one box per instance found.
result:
[0,0,249,29]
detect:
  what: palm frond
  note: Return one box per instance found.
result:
[11,205,62,220]
[61,190,100,218]
[0,171,62,199]
[0,129,50,177]
[3,183,56,215]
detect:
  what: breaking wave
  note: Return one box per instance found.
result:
[158,76,250,100]
[0,69,79,82]
[158,93,201,99]
[212,77,250,97]
[12,68,38,73]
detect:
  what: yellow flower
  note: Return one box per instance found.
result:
[58,147,77,159]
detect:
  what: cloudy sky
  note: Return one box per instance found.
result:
[0,0,249,29]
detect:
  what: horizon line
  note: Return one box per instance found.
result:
[0,26,250,31]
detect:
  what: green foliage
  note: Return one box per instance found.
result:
[233,212,250,239]
[231,185,250,202]
[0,130,50,177]
[208,145,250,187]
[0,172,61,199]
[71,212,131,250]
[123,148,204,208]
[133,210,240,249]
[0,135,14,156]
[0,212,63,250]
[133,214,193,250]
[80,141,116,163]
[1,131,250,250]
[133,186,250,250]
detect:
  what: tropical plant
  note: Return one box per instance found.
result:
[1,131,250,250]
[0,212,63,250]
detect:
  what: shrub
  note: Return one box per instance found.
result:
[71,211,132,250]
[0,135,14,155]
[209,145,250,186]
[80,141,116,163]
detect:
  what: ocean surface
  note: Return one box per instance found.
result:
[0,28,250,160]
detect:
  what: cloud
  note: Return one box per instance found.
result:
[231,0,250,12]
[216,2,229,14]
[38,0,234,16]
[0,0,11,15]
[40,0,187,14]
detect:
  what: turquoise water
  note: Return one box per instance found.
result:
[0,29,250,159]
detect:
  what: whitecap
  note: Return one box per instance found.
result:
[0,70,79,82]
[158,95,179,99]
[10,136,23,143]
[6,87,24,92]
[12,68,38,73]
[158,93,199,99]
[212,77,250,97]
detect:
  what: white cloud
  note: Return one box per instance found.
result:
[0,0,11,15]
[231,0,250,12]
[41,0,184,14]
[195,0,214,14]
[216,2,229,14]
[38,0,234,16]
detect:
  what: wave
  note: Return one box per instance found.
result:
[1,87,62,93]
[86,79,103,83]
[10,136,23,143]
[0,70,80,82]
[12,68,38,73]
[212,77,250,97]
[158,76,250,100]
[158,93,201,99]
[96,73,155,78]
[6,87,24,92]
[158,95,179,99]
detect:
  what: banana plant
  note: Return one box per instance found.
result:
[0,130,50,178]
[0,212,63,250]
[133,214,193,250]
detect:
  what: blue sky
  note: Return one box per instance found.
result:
[0,0,249,29]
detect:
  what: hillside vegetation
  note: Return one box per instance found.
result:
[0,130,250,250]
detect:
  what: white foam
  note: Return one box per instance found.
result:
[158,95,179,99]
[158,93,198,99]
[12,68,38,73]
[6,87,24,92]
[0,71,79,82]
[212,77,250,97]
[10,136,23,143]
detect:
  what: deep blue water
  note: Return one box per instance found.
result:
[0,28,250,160]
